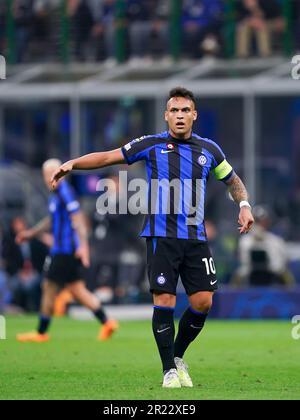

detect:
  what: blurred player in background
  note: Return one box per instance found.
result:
[16,159,118,343]
[51,87,254,388]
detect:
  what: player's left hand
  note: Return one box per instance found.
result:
[238,207,254,234]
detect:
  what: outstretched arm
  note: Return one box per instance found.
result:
[51,148,125,188]
[224,174,254,234]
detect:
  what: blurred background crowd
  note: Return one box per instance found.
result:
[0,0,299,64]
[0,0,300,315]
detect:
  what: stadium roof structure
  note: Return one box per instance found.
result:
[0,56,299,100]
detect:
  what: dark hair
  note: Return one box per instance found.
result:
[168,87,196,107]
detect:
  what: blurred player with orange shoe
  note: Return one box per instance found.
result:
[16,159,118,343]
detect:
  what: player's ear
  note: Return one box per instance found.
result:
[193,110,198,121]
[164,111,168,122]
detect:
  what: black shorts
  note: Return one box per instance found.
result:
[146,237,218,296]
[44,254,85,286]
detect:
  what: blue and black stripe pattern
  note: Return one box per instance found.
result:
[121,131,233,241]
[48,180,80,255]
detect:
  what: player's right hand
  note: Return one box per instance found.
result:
[51,161,74,190]
[15,230,34,245]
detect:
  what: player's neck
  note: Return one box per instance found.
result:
[168,129,192,141]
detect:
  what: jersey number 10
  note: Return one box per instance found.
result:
[202,257,216,275]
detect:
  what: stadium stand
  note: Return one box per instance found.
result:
[0,0,300,310]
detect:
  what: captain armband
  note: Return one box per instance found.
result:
[212,160,233,181]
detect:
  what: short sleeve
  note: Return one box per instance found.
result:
[121,135,154,165]
[208,141,234,181]
[59,182,80,214]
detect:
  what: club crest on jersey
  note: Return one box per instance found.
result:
[157,274,166,285]
[198,155,207,166]
[167,143,174,150]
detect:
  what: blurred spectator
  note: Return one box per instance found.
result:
[292,0,300,52]
[236,0,285,58]
[13,0,35,63]
[126,0,170,63]
[2,217,47,276]
[0,269,7,313]
[30,0,52,60]
[11,259,41,312]
[0,224,9,313]
[89,174,145,302]
[181,0,224,59]
[92,0,117,64]
[1,216,48,311]
[68,0,95,61]
[0,2,5,56]
[232,205,295,287]
[276,185,300,241]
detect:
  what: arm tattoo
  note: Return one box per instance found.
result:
[225,174,249,204]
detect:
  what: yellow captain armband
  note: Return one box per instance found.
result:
[212,160,233,180]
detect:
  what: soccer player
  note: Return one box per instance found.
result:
[51,87,254,387]
[16,159,118,343]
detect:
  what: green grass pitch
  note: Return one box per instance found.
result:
[0,316,299,400]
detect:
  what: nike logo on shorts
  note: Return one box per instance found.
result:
[210,280,217,286]
[190,325,202,329]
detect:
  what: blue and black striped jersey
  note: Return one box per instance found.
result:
[48,180,80,255]
[121,131,233,241]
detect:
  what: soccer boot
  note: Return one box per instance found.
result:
[162,368,181,388]
[98,319,119,341]
[16,331,50,343]
[174,357,193,387]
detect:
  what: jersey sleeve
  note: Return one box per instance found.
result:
[121,135,153,165]
[59,182,80,214]
[209,142,234,181]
